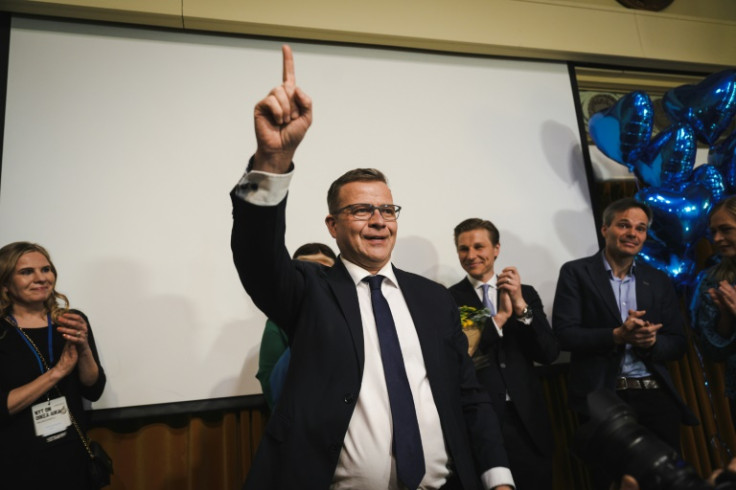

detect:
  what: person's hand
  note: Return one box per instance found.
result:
[52,341,78,378]
[709,456,736,485]
[56,311,92,356]
[497,266,526,317]
[619,456,736,489]
[253,44,313,174]
[494,289,512,329]
[614,310,661,348]
[618,475,638,490]
[710,281,736,317]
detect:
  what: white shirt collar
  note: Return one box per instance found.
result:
[340,257,398,288]
[466,273,497,290]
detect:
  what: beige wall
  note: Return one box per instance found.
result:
[0,0,734,72]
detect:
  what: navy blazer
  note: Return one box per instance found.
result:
[552,250,698,425]
[449,278,559,454]
[231,192,509,489]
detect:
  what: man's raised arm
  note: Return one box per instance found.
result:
[252,44,313,174]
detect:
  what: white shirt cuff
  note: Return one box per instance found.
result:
[517,315,533,326]
[481,466,515,489]
[491,317,504,338]
[233,167,293,206]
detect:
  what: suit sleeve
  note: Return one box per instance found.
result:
[447,300,512,483]
[507,286,559,365]
[633,270,687,363]
[230,190,306,336]
[552,262,619,354]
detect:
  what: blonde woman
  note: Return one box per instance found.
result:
[0,242,106,489]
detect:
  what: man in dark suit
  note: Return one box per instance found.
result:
[230,45,514,490]
[448,218,559,490]
[552,197,698,489]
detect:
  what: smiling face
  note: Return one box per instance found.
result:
[325,180,397,274]
[601,207,648,261]
[710,208,736,258]
[456,228,499,283]
[3,251,56,309]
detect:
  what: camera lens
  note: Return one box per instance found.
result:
[574,390,709,490]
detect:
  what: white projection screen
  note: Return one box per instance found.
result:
[0,16,598,413]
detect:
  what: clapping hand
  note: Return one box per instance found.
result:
[614,309,662,349]
[708,281,736,317]
[497,266,527,317]
[57,311,91,355]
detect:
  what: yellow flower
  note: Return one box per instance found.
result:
[458,305,491,331]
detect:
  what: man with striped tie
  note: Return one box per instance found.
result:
[449,218,559,490]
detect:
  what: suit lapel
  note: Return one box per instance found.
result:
[457,277,483,308]
[586,252,623,324]
[635,262,653,312]
[326,260,365,371]
[393,267,442,362]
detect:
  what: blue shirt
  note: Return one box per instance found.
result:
[603,256,651,379]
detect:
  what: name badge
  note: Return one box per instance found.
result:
[32,396,72,438]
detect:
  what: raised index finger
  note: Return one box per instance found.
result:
[282,44,295,85]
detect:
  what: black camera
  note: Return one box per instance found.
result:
[573,389,736,490]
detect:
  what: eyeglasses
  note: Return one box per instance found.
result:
[332,203,402,221]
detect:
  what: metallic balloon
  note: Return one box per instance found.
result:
[589,90,654,168]
[708,129,736,195]
[636,183,713,254]
[691,164,727,204]
[638,240,697,290]
[633,122,696,188]
[663,69,736,146]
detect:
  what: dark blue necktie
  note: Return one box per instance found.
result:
[363,275,425,490]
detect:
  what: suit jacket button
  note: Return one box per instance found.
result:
[500,363,506,368]
[344,393,356,404]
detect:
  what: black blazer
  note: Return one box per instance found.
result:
[552,250,698,425]
[449,278,559,454]
[231,192,509,489]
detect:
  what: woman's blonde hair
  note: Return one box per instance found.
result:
[0,242,69,322]
[709,196,736,283]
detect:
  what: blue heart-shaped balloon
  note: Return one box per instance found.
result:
[708,129,736,194]
[633,122,696,188]
[691,163,726,203]
[663,69,736,145]
[636,183,713,254]
[638,240,697,290]
[589,91,653,168]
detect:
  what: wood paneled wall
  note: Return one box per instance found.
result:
[87,354,735,489]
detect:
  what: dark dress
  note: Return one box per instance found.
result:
[0,311,106,490]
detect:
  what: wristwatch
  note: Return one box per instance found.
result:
[518,306,533,321]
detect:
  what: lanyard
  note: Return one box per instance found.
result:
[10,313,54,373]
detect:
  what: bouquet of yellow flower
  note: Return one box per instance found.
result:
[459,305,491,331]
[458,305,491,356]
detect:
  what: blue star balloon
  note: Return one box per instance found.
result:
[663,69,736,145]
[638,240,697,290]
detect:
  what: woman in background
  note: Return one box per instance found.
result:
[0,242,106,489]
[691,196,736,425]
